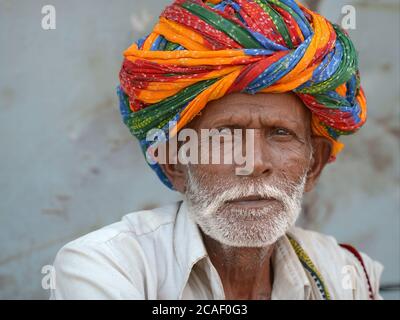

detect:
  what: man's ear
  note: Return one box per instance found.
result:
[304,136,332,192]
[159,141,187,193]
[160,162,186,193]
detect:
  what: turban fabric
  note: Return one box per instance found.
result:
[117,0,367,189]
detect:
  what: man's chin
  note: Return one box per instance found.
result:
[201,228,283,248]
[196,216,293,248]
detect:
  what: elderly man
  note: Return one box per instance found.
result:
[51,0,383,300]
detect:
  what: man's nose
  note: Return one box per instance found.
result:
[248,129,273,177]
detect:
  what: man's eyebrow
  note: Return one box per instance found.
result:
[206,113,252,127]
[260,114,303,131]
[206,107,304,132]
[204,103,271,127]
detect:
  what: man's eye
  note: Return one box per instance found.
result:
[272,128,291,136]
[215,127,233,135]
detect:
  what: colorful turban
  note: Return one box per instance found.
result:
[117,0,367,189]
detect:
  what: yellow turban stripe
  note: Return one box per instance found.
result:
[118,0,367,188]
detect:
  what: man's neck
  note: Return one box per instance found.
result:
[201,232,275,300]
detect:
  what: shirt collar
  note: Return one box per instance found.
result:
[271,231,312,300]
[173,200,210,297]
[173,200,311,300]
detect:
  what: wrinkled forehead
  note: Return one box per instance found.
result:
[187,92,312,133]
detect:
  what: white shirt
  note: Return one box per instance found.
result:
[50,200,383,300]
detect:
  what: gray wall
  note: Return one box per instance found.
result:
[0,0,399,299]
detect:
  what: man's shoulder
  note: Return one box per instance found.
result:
[288,226,384,299]
[63,201,180,247]
[289,226,342,251]
[50,201,182,299]
[288,226,379,266]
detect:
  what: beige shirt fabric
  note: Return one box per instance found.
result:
[50,200,383,300]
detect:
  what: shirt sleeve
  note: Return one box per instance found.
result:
[49,240,146,300]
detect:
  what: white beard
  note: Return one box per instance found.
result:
[184,166,307,248]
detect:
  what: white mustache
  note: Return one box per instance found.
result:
[218,184,288,203]
[207,184,293,216]
[186,166,307,217]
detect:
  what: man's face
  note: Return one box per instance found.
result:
[173,92,317,247]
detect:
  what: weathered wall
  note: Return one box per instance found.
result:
[0,0,398,299]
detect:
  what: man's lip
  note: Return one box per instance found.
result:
[226,195,276,202]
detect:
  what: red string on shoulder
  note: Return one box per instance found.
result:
[339,243,374,300]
